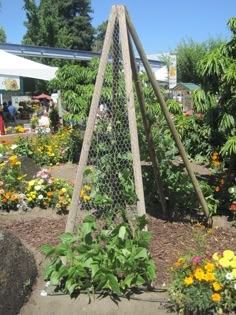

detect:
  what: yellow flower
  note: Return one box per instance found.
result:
[184,276,193,286]
[213,252,221,261]
[178,257,184,263]
[223,250,234,260]
[83,195,90,201]
[211,293,221,302]
[204,272,215,282]
[194,268,205,281]
[219,258,230,268]
[230,260,236,268]
[213,282,222,291]
[205,263,215,272]
[61,188,67,193]
[8,155,17,161]
[28,180,35,186]
[80,189,84,197]
[84,185,91,191]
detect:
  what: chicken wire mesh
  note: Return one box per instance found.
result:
[79,20,138,216]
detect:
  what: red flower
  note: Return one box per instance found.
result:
[196,113,203,118]
[184,113,190,117]
[230,204,236,211]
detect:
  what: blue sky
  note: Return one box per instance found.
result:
[0,0,235,54]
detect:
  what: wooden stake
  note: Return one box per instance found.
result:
[127,32,168,217]
[117,5,146,216]
[125,7,209,217]
[65,6,118,233]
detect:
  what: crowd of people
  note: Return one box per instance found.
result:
[0,97,60,135]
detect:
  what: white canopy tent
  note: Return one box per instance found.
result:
[0,49,58,81]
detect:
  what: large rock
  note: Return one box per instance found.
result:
[0,231,38,315]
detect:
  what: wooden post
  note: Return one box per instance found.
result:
[117,5,146,216]
[125,8,209,217]
[57,90,63,125]
[127,32,168,217]
[65,6,118,233]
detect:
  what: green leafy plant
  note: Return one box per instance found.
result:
[41,214,156,297]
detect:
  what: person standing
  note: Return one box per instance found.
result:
[7,100,17,125]
[0,104,5,135]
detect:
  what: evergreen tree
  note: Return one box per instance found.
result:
[23,0,94,50]
[57,0,94,50]
[92,21,107,52]
[0,26,6,42]
[22,0,40,45]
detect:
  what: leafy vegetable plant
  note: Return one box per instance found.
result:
[41,214,156,297]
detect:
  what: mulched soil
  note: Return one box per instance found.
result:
[0,209,235,287]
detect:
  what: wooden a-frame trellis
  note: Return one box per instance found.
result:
[65,5,209,234]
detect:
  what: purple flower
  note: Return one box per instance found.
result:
[192,256,202,264]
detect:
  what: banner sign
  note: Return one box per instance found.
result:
[0,75,20,91]
[169,54,177,89]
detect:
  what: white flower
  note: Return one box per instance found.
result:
[234,283,236,290]
[225,272,233,280]
[10,144,17,150]
[38,194,44,200]
[34,185,42,191]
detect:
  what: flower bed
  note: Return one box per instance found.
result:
[169,249,236,314]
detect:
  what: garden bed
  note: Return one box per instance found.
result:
[0,163,236,314]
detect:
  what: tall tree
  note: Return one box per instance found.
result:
[0,26,6,42]
[23,0,94,50]
[22,0,40,45]
[57,0,94,50]
[176,37,224,84]
[193,18,236,161]
[92,20,108,52]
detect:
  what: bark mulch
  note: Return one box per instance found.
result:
[0,210,235,287]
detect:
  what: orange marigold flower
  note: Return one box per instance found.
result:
[204,272,215,282]
[213,161,220,167]
[212,293,221,302]
[205,263,215,272]
[47,192,53,196]
[215,186,220,192]
[220,179,224,185]
[175,262,181,267]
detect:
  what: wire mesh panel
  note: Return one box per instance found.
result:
[80,20,137,216]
